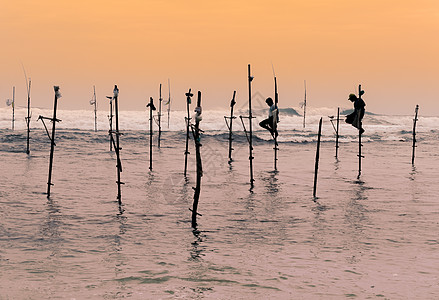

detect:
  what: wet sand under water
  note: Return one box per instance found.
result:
[0,130,438,299]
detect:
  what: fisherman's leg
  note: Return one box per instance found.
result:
[359,121,364,134]
[259,119,271,131]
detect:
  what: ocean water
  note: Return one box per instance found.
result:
[0,107,438,299]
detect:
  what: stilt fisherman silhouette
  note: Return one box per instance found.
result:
[259,97,278,138]
[345,93,366,134]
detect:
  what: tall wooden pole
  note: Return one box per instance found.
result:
[12,87,15,130]
[412,105,419,165]
[26,80,31,154]
[273,74,279,171]
[93,85,97,132]
[184,89,193,177]
[45,86,62,198]
[357,85,364,180]
[113,85,123,204]
[358,130,362,179]
[335,107,340,159]
[167,79,171,129]
[224,91,236,163]
[147,97,156,170]
[191,91,203,228]
[303,80,307,128]
[248,64,254,186]
[158,84,162,148]
[313,117,323,198]
[108,96,113,151]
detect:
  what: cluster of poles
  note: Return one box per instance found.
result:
[5,65,421,228]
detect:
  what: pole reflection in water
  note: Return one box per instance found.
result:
[343,181,370,264]
[189,229,205,261]
[38,198,63,286]
[105,213,128,298]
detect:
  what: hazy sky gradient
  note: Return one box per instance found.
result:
[1,0,438,114]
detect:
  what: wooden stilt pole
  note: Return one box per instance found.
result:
[93,86,97,132]
[107,96,114,151]
[167,79,171,129]
[90,86,97,132]
[313,117,323,198]
[184,89,193,177]
[357,85,364,180]
[108,86,123,204]
[248,64,254,186]
[25,80,31,155]
[114,86,123,203]
[303,80,307,128]
[191,91,203,228]
[329,108,340,158]
[358,130,362,179]
[224,91,236,163]
[12,87,15,131]
[412,105,419,165]
[239,64,255,186]
[38,86,62,198]
[158,84,162,148]
[147,97,156,170]
[335,107,340,159]
[273,71,279,171]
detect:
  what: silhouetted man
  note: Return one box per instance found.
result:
[345,93,366,134]
[259,97,278,138]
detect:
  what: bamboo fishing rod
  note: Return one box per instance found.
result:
[147,97,156,170]
[412,105,419,165]
[184,88,193,177]
[224,91,236,163]
[190,91,203,228]
[38,86,62,198]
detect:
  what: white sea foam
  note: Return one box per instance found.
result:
[1,107,436,142]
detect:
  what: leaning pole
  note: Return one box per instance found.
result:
[313,117,323,198]
[38,86,62,198]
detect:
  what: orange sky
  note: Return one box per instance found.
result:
[1,0,439,114]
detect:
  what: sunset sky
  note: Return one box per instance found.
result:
[1,0,438,114]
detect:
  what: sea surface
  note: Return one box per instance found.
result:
[0,107,438,299]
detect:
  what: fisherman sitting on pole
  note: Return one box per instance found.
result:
[345,93,366,134]
[259,97,278,138]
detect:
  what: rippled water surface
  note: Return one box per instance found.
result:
[0,127,438,299]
